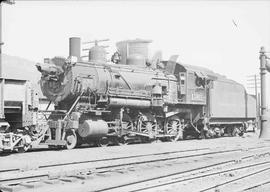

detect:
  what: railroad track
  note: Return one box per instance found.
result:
[95,149,270,192]
[0,147,211,174]
[0,147,234,184]
[108,155,270,192]
[1,144,270,192]
[240,179,270,192]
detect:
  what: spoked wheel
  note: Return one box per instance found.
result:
[117,121,134,146]
[122,121,134,131]
[140,121,156,139]
[232,126,244,137]
[97,137,110,147]
[166,118,183,141]
[65,131,77,150]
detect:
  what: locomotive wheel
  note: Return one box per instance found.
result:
[97,137,109,147]
[17,136,31,153]
[166,118,183,141]
[232,127,244,137]
[167,120,179,134]
[140,121,156,139]
[205,129,214,139]
[65,131,77,150]
[122,121,133,131]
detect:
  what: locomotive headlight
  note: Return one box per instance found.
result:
[66,56,78,65]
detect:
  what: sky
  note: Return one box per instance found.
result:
[2,0,270,98]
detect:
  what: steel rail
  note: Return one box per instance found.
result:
[1,146,270,192]
[94,152,270,192]
[159,162,270,192]
[241,180,270,191]
[200,164,270,192]
[1,146,265,186]
[0,147,210,173]
[1,143,268,174]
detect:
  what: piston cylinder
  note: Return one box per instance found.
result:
[78,120,108,138]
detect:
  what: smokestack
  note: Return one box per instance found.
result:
[69,37,81,60]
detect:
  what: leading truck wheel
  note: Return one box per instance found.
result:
[65,131,77,150]
[97,137,109,147]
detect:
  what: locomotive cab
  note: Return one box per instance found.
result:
[164,60,208,105]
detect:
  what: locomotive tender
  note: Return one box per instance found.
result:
[36,37,256,149]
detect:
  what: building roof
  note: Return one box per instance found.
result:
[2,54,45,99]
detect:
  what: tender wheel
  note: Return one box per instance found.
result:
[97,137,109,147]
[232,126,244,137]
[65,131,77,150]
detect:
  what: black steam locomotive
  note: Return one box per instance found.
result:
[35,38,256,149]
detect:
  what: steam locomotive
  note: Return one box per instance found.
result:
[35,37,256,149]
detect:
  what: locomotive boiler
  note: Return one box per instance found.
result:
[36,37,256,149]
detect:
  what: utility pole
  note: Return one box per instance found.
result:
[259,47,270,138]
[0,0,15,119]
[0,2,4,119]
